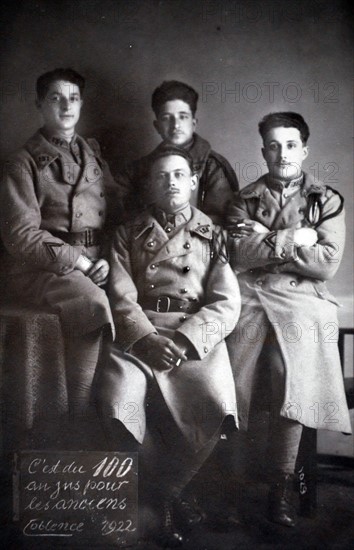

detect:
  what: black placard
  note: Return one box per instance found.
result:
[13,451,138,547]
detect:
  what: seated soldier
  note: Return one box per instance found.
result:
[116,80,239,223]
[97,147,241,546]
[227,112,351,527]
[0,68,117,448]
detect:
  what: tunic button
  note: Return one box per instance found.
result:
[180,288,188,294]
[280,252,286,258]
[256,279,263,286]
[180,316,187,322]
[150,264,157,270]
[183,266,190,273]
[76,212,82,218]
[149,284,155,289]
[290,280,297,287]
[183,242,191,249]
[94,168,99,175]
[262,210,269,216]
[147,241,155,247]
[284,193,288,198]
[204,347,208,353]
[165,227,172,233]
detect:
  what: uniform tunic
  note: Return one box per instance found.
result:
[115,133,239,223]
[0,130,116,336]
[227,172,351,434]
[98,207,241,452]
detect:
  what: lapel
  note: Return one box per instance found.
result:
[132,208,213,263]
[72,136,103,194]
[271,173,326,229]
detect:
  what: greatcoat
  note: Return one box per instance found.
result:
[227,172,351,434]
[98,207,241,451]
[0,130,116,336]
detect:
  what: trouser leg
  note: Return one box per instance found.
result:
[141,383,219,502]
[265,330,303,477]
[62,331,105,449]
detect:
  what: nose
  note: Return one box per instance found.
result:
[166,173,177,186]
[279,145,287,160]
[170,117,180,130]
[60,97,70,110]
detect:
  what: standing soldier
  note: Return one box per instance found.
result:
[116,80,239,224]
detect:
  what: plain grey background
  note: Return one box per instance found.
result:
[0,0,353,324]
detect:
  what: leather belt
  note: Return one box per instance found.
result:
[51,229,103,247]
[140,295,200,313]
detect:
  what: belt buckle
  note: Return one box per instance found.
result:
[85,228,93,247]
[156,296,170,313]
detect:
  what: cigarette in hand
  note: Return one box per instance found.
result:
[236,223,246,228]
[176,358,182,367]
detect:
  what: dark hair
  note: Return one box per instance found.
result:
[149,145,194,172]
[151,81,198,117]
[259,112,310,145]
[36,68,85,101]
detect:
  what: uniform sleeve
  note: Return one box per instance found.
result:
[200,155,239,225]
[227,192,297,271]
[108,226,156,349]
[272,191,345,280]
[175,230,241,359]
[0,156,82,275]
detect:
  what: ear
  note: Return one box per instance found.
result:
[302,146,309,160]
[191,173,198,190]
[35,98,42,110]
[261,147,266,160]
[192,117,198,130]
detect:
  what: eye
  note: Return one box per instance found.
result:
[287,143,297,149]
[268,143,278,151]
[70,96,80,103]
[50,95,60,102]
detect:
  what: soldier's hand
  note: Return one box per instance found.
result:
[133,333,188,370]
[87,259,110,286]
[230,219,268,237]
[294,228,318,246]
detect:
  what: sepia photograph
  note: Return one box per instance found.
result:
[0,1,353,548]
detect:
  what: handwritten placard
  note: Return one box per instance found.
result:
[13,451,138,546]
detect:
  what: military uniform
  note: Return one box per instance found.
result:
[227,172,351,435]
[97,205,240,503]
[0,129,116,336]
[116,134,239,223]
[0,130,119,445]
[99,205,240,449]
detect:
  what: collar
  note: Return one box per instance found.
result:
[154,204,192,230]
[132,206,214,241]
[24,130,98,170]
[40,127,78,149]
[239,172,327,199]
[266,173,304,191]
